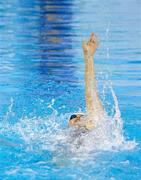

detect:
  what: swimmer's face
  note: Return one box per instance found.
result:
[69,114,83,126]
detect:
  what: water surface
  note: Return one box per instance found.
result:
[0,0,141,179]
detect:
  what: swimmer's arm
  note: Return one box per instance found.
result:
[84,53,103,130]
[83,33,104,129]
[84,53,103,113]
[84,53,96,112]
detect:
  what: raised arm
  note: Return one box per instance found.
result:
[83,33,104,129]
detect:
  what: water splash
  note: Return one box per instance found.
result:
[105,22,111,60]
[0,84,137,158]
[4,97,14,121]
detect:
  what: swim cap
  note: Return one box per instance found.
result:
[69,114,77,120]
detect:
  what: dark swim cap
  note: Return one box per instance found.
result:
[69,114,77,120]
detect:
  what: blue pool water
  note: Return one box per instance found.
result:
[0,0,141,179]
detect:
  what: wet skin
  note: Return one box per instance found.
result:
[69,33,104,130]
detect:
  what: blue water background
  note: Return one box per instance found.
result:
[0,0,141,179]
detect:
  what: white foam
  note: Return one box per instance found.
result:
[0,85,137,158]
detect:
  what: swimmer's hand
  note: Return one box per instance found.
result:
[85,120,94,130]
[82,33,99,57]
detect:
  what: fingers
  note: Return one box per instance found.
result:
[87,33,96,46]
[83,33,97,45]
[82,33,99,53]
[91,33,98,43]
[90,32,95,42]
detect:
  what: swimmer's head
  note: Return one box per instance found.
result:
[69,113,84,127]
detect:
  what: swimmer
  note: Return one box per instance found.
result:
[69,33,105,130]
